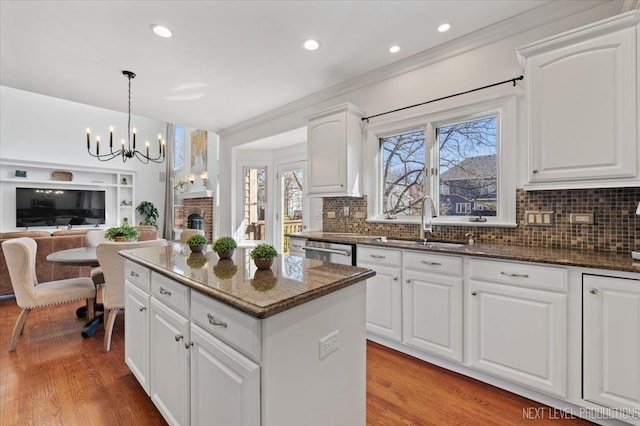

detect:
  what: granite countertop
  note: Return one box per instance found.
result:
[120,243,375,319]
[290,232,640,273]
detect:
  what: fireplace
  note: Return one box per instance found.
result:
[188,213,204,230]
[178,197,214,241]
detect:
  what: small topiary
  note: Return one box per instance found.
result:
[213,236,237,253]
[250,243,278,260]
[186,234,208,246]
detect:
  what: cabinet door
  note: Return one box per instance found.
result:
[584,275,640,414]
[468,280,567,397]
[358,263,402,341]
[150,298,190,426]
[403,270,462,362]
[125,282,150,395]
[308,112,346,194]
[527,28,636,184]
[190,324,260,426]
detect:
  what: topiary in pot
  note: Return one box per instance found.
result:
[186,233,208,253]
[250,243,278,270]
[213,236,237,259]
[104,224,140,242]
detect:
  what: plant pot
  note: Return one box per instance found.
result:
[217,250,234,259]
[253,258,274,270]
[189,243,206,253]
[114,236,137,242]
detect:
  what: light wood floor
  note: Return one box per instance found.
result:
[0,299,592,425]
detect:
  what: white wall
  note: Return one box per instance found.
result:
[0,86,167,232]
[216,3,621,236]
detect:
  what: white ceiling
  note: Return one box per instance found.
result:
[0,0,608,134]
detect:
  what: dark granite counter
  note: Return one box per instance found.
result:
[120,243,375,319]
[290,232,640,273]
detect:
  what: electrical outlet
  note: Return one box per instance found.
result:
[327,211,336,219]
[319,330,340,360]
[570,213,594,224]
[343,207,349,216]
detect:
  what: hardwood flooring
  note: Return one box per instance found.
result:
[0,299,592,426]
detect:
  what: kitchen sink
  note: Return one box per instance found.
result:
[369,237,467,248]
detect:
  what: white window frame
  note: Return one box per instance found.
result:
[364,95,517,227]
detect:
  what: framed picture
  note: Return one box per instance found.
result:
[174,125,184,171]
[191,129,207,173]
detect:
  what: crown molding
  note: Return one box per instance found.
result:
[218,0,613,138]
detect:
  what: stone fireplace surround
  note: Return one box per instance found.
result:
[177,197,213,242]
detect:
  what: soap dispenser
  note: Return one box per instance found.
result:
[465,232,475,245]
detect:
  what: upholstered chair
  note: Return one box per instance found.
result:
[133,226,159,241]
[179,229,205,244]
[97,239,167,352]
[2,237,96,352]
[85,229,107,286]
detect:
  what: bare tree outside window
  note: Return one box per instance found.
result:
[380,116,497,218]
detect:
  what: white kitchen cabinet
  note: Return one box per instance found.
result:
[288,237,306,256]
[402,251,463,363]
[518,12,640,189]
[190,323,260,426]
[357,246,402,342]
[306,103,365,197]
[150,298,191,426]
[125,281,151,394]
[583,274,640,415]
[468,260,568,397]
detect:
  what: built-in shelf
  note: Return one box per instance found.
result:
[0,177,118,187]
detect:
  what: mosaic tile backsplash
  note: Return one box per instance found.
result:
[323,188,640,253]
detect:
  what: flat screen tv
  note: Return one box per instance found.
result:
[16,187,106,227]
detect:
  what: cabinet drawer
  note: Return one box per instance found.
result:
[289,237,306,256]
[403,251,462,276]
[191,291,261,361]
[469,259,567,292]
[125,260,151,291]
[357,246,401,267]
[151,272,190,316]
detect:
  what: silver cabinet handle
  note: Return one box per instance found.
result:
[174,334,183,342]
[302,246,352,256]
[370,254,386,259]
[207,313,228,328]
[471,291,477,296]
[139,306,146,312]
[590,288,599,295]
[159,287,172,296]
[500,272,529,278]
[129,270,140,278]
[392,277,398,281]
[185,342,193,349]
[421,260,442,266]
[405,279,411,284]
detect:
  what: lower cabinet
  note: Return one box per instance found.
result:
[190,323,260,426]
[150,298,190,426]
[125,281,151,394]
[467,278,568,397]
[583,274,640,416]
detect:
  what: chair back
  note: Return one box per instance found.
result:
[1,238,38,308]
[134,226,159,241]
[97,239,167,309]
[180,229,205,244]
[85,229,107,247]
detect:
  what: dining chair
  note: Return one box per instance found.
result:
[97,238,167,352]
[179,229,205,244]
[133,226,159,241]
[2,237,96,352]
[85,229,107,286]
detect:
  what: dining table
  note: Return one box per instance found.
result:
[46,246,103,338]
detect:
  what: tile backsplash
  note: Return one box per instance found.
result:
[323,188,640,253]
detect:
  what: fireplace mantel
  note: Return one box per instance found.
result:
[178,190,214,199]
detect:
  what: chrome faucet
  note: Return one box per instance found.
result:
[420,195,436,241]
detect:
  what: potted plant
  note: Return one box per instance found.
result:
[136,201,159,228]
[212,236,237,259]
[104,224,140,242]
[186,233,208,253]
[250,243,278,270]
[213,259,238,280]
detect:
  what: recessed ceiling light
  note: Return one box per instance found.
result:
[389,45,400,54]
[150,24,172,38]
[438,23,451,33]
[303,39,320,51]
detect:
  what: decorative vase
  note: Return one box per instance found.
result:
[253,258,274,270]
[217,250,234,259]
[189,243,206,253]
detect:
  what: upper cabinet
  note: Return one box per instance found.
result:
[306,103,365,197]
[518,11,640,190]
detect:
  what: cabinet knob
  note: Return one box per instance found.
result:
[471,291,477,296]
[185,342,193,349]
[532,169,538,174]
[392,277,398,281]
[590,288,599,295]
[174,334,183,342]
[405,279,411,284]
[138,306,146,312]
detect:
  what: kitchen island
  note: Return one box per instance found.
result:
[120,244,375,426]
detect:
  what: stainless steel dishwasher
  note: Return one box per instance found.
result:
[303,240,356,266]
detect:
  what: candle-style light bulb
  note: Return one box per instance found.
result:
[158,134,162,153]
[146,141,149,157]
[86,128,91,150]
[96,136,100,155]
[133,128,137,149]
[121,139,125,159]
[162,140,166,157]
[109,126,114,148]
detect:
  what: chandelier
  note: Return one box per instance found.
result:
[86,70,165,163]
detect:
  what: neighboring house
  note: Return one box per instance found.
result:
[439,154,497,216]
